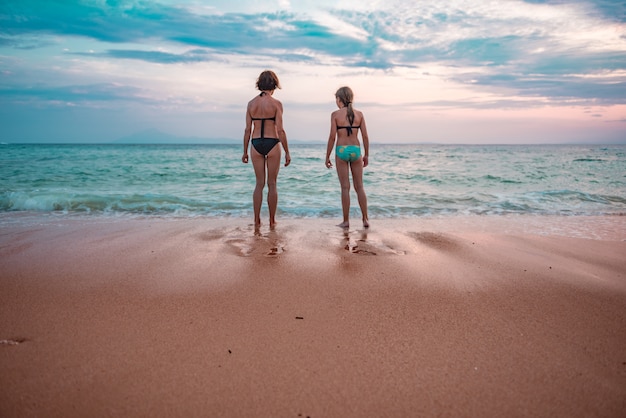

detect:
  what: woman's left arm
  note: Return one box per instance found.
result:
[275,101,290,167]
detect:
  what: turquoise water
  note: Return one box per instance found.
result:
[1,143,625,218]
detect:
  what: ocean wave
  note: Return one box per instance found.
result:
[3,189,624,218]
[2,144,625,218]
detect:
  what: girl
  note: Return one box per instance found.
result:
[325,86,369,228]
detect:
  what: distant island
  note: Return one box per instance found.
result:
[112,129,239,145]
[112,129,321,145]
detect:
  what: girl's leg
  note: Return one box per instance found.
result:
[350,158,369,227]
[265,145,281,227]
[335,156,351,228]
[251,150,266,227]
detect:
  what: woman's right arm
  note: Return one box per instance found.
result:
[242,104,252,163]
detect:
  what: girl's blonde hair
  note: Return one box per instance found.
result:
[335,86,354,126]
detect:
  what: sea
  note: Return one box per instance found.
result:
[1,143,625,222]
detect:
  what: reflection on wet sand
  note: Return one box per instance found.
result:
[343,228,376,255]
[225,225,286,257]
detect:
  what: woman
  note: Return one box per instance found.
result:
[242,70,291,228]
[325,86,369,228]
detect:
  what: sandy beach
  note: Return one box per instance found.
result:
[1,215,625,417]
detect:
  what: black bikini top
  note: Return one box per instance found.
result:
[251,92,276,139]
[251,116,276,139]
[337,125,360,136]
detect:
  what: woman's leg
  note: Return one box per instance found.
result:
[265,145,281,227]
[335,156,351,228]
[350,158,369,227]
[251,149,266,227]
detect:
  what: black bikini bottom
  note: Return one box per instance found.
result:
[252,138,279,156]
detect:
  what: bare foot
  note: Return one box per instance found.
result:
[337,221,349,229]
[363,219,370,228]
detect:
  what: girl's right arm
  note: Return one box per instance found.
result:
[325,113,337,168]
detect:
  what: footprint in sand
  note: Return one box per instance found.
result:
[266,245,285,257]
[345,239,377,255]
[343,235,405,256]
[409,232,463,252]
[0,338,27,346]
[225,238,253,257]
[196,230,225,242]
[224,231,286,258]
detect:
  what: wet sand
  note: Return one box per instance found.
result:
[1,215,625,417]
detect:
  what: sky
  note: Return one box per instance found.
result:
[1,0,625,144]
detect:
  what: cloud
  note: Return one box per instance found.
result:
[72,48,213,64]
[3,1,624,69]
[0,82,165,109]
[1,1,360,59]
[1,0,625,143]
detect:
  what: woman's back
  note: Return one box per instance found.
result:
[248,93,280,139]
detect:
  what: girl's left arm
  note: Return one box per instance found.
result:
[360,115,370,167]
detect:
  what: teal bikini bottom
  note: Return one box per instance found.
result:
[336,145,361,162]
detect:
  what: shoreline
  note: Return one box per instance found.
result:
[1,211,625,240]
[1,216,625,416]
